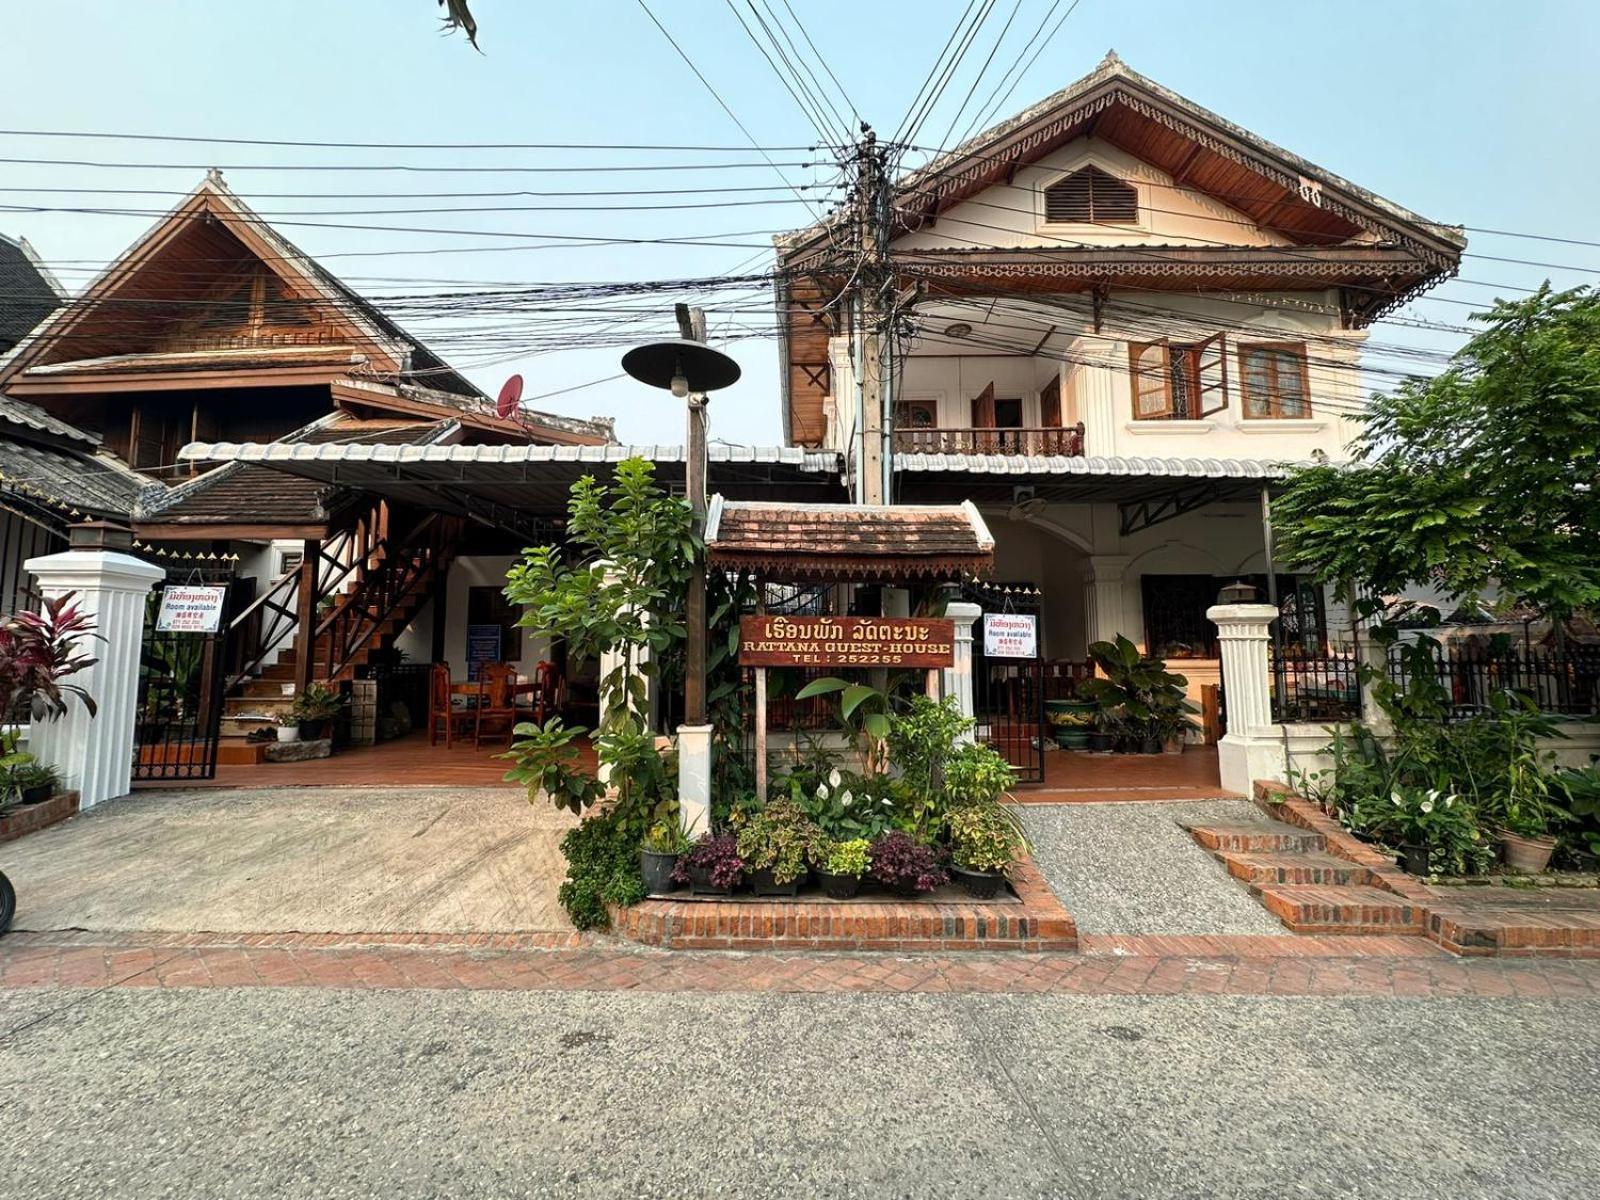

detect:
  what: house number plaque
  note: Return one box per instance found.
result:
[738,616,955,668]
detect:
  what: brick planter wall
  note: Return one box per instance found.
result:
[0,791,80,844]
[609,853,1078,952]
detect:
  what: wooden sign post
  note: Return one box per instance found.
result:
[739,616,957,801]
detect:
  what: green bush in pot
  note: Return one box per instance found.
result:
[946,802,1028,899]
[736,798,828,895]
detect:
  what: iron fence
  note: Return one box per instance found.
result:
[1386,641,1600,716]
[1269,645,1361,723]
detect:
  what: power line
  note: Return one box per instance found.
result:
[0,129,820,152]
[931,0,1028,158]
[632,0,823,218]
[0,155,820,174]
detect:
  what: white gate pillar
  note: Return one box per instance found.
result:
[1207,602,1281,795]
[945,601,981,745]
[26,523,164,810]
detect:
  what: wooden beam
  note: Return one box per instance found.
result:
[293,537,320,694]
[135,521,328,542]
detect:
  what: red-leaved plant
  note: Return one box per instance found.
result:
[671,833,745,890]
[0,592,101,721]
[868,832,948,894]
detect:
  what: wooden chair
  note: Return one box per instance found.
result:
[428,662,475,748]
[474,662,519,748]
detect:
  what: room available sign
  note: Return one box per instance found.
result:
[739,616,955,667]
[154,585,228,634]
[982,612,1038,659]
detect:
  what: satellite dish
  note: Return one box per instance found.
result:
[621,339,741,395]
[496,374,524,419]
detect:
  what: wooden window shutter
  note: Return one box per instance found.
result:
[1194,333,1229,418]
[970,382,997,428]
[1128,341,1172,419]
[1039,374,1062,427]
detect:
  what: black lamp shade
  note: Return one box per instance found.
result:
[621,339,742,393]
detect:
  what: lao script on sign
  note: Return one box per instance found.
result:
[738,616,955,668]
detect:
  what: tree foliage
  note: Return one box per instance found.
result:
[1273,285,1600,612]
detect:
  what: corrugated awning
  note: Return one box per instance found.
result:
[177,440,847,535]
[705,496,994,583]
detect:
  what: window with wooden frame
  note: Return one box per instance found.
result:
[1128,335,1228,420]
[1238,342,1311,418]
[1043,166,1139,225]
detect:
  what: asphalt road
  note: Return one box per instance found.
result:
[1,985,1595,1199]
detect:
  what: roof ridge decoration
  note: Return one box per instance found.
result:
[0,172,484,399]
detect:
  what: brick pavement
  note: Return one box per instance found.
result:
[2,930,1598,1000]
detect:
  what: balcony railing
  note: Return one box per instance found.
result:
[891,424,1086,457]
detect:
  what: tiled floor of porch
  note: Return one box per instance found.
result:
[1014,745,1233,803]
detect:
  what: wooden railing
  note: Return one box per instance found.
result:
[312,512,461,683]
[892,423,1086,457]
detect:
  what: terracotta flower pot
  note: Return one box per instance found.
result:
[1500,829,1557,874]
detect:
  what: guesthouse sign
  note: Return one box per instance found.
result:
[154,585,228,634]
[739,615,955,668]
[982,612,1038,659]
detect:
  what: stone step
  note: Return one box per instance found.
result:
[1221,851,1374,888]
[1255,884,1426,935]
[1187,823,1327,855]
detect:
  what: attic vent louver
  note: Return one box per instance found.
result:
[1044,166,1138,224]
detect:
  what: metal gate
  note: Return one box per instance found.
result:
[132,580,234,782]
[965,584,1045,784]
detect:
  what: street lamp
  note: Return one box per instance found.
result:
[621,334,741,835]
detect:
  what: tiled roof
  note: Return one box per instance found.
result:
[0,393,99,445]
[893,453,1294,478]
[142,419,449,527]
[0,438,153,522]
[0,233,63,354]
[705,498,994,582]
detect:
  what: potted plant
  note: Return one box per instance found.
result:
[275,713,300,743]
[671,832,744,896]
[1085,710,1117,753]
[943,742,1016,808]
[814,837,869,899]
[640,821,690,894]
[867,831,947,897]
[290,682,344,741]
[1077,635,1197,757]
[946,802,1028,899]
[1500,808,1560,873]
[736,798,827,896]
[13,761,59,806]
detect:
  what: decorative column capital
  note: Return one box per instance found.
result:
[1085,554,1133,583]
[24,548,165,594]
[1206,603,1279,638]
[947,600,981,632]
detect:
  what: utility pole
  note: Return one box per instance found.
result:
[854,125,888,506]
[676,302,709,730]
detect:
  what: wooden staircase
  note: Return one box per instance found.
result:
[221,509,458,738]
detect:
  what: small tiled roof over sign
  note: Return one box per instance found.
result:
[705,497,994,582]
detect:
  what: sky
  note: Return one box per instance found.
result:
[2,0,1597,446]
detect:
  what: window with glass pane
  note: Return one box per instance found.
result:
[1240,343,1310,418]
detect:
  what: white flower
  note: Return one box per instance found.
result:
[828,769,842,788]
[815,783,830,800]
[839,789,853,808]
[1391,791,1405,807]
[1420,798,1434,814]
[1444,795,1456,809]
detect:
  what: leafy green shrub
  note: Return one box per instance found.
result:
[820,837,869,877]
[794,768,897,841]
[947,803,1028,874]
[500,718,606,816]
[735,798,828,884]
[943,742,1015,808]
[557,811,646,930]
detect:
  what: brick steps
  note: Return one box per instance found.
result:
[1254,884,1427,935]
[1187,822,1326,855]
[1221,851,1374,888]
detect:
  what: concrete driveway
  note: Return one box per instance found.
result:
[0,787,576,935]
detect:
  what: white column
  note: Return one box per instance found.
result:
[1082,554,1132,646]
[1357,627,1393,737]
[26,543,164,810]
[677,723,712,838]
[1076,337,1119,458]
[945,601,980,745]
[1207,602,1281,795]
